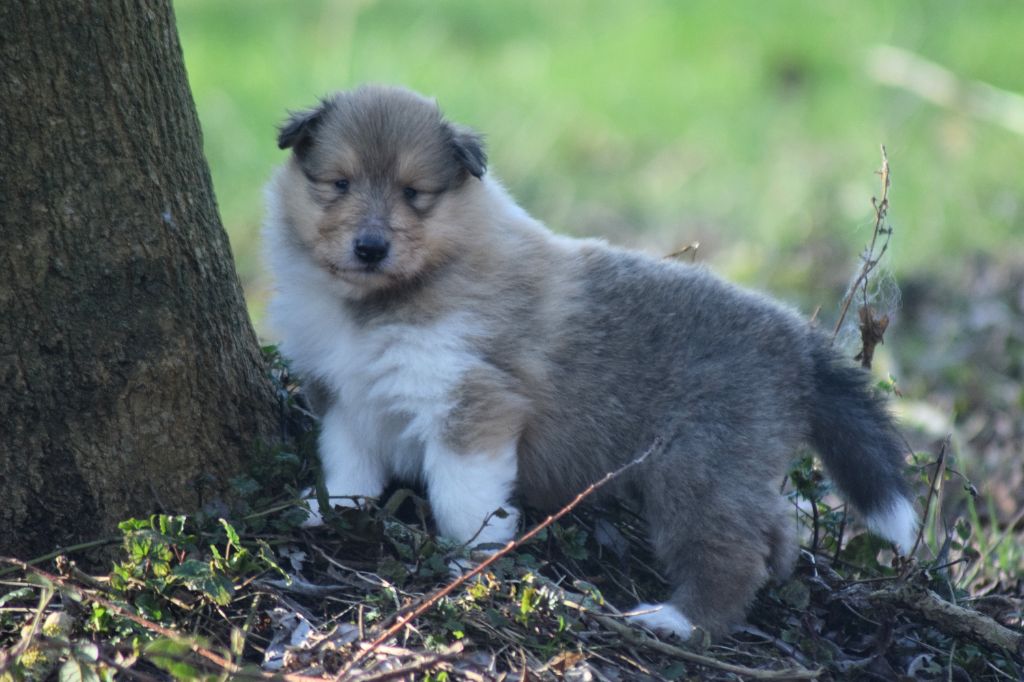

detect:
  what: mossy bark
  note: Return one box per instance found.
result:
[0,1,280,557]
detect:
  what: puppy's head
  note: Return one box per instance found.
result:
[274,85,487,298]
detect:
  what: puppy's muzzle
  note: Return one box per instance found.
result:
[353,233,390,265]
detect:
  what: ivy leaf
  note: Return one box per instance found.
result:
[75,642,100,663]
[838,532,888,572]
[145,638,206,680]
[0,587,34,607]
[171,560,234,605]
[59,659,100,682]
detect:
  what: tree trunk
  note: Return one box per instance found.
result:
[0,1,280,558]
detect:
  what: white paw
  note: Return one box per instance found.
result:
[626,602,694,640]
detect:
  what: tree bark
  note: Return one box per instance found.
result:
[0,1,280,558]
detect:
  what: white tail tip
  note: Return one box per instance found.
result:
[865,496,918,553]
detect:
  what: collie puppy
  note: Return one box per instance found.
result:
[263,85,916,639]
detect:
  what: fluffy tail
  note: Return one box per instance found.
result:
[807,343,917,552]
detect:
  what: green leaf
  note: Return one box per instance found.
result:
[376,556,410,584]
[88,605,111,633]
[519,585,537,621]
[0,587,34,607]
[776,579,811,609]
[256,540,288,579]
[145,637,204,680]
[59,660,84,682]
[382,488,416,515]
[274,452,301,467]
[171,559,208,580]
[135,592,164,621]
[955,518,972,541]
[660,662,688,680]
[74,642,99,663]
[59,659,100,682]
[117,518,150,533]
[838,532,888,571]
[171,560,234,605]
[219,518,241,549]
[229,476,261,497]
[26,572,55,590]
[203,574,235,606]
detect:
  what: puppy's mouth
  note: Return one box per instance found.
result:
[324,260,388,278]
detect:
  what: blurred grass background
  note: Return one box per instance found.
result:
[174,0,1024,328]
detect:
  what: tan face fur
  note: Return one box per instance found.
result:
[275,86,487,300]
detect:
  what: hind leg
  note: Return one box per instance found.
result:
[634,473,795,638]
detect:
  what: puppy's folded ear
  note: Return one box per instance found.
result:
[448,123,487,180]
[277,103,326,156]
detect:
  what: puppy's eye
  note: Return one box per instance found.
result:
[334,179,350,193]
[403,187,418,201]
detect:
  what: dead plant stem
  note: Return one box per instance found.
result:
[832,145,892,343]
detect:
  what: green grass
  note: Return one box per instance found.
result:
[175,0,1024,323]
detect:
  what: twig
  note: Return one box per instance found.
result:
[2,572,55,667]
[909,436,951,562]
[349,642,464,682]
[810,497,820,554]
[0,537,119,579]
[831,502,848,564]
[665,242,701,262]
[832,146,892,346]
[333,437,664,679]
[865,583,1023,654]
[233,593,263,671]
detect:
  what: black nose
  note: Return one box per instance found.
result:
[354,235,390,264]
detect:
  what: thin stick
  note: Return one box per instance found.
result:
[909,436,950,562]
[333,437,664,679]
[0,537,119,579]
[665,242,701,262]
[832,145,892,343]
[349,642,463,682]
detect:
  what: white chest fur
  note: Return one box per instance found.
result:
[269,281,481,465]
[270,278,520,548]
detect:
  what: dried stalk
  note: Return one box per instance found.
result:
[909,436,950,562]
[832,145,893,355]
